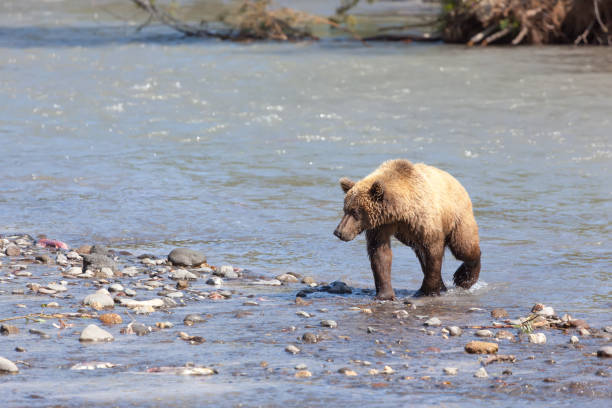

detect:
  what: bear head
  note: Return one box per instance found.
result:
[333,176,386,242]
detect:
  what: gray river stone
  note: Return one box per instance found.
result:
[82,254,117,272]
[0,356,19,373]
[79,324,114,342]
[90,245,111,255]
[326,281,352,294]
[168,248,206,267]
[447,326,463,336]
[597,346,612,358]
[214,265,238,279]
[206,276,223,286]
[170,269,198,280]
[184,314,207,325]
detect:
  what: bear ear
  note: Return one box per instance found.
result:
[340,177,355,194]
[369,181,384,202]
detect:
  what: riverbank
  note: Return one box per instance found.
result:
[127,0,611,45]
[1,233,610,406]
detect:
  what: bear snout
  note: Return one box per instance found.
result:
[334,214,359,241]
[333,228,348,241]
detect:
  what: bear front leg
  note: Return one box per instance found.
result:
[366,227,395,300]
[415,244,446,296]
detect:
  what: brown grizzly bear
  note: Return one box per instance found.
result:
[333,159,481,299]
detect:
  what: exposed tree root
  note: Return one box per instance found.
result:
[443,0,612,45]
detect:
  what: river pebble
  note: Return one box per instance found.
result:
[285,345,300,354]
[168,248,206,267]
[66,251,82,260]
[528,333,547,344]
[36,254,52,264]
[83,289,114,309]
[29,329,50,338]
[65,266,82,276]
[97,267,114,278]
[569,335,579,344]
[490,308,508,318]
[55,253,68,266]
[295,370,312,378]
[122,266,140,277]
[475,329,493,338]
[597,346,612,358]
[46,283,67,292]
[495,330,515,340]
[82,254,117,272]
[80,324,114,342]
[38,287,57,295]
[276,273,299,283]
[1,325,19,335]
[0,356,19,373]
[338,367,357,376]
[326,281,352,294]
[381,365,394,374]
[296,311,311,318]
[465,341,499,354]
[474,367,488,378]
[15,270,32,277]
[131,322,151,336]
[5,244,21,257]
[321,320,337,328]
[99,313,122,325]
[424,317,441,327]
[184,314,207,326]
[118,298,164,309]
[251,279,281,286]
[302,332,318,343]
[532,303,555,317]
[301,276,316,285]
[206,276,223,286]
[124,288,136,296]
[171,269,198,280]
[578,328,590,336]
[447,326,463,336]
[444,367,458,375]
[70,361,117,370]
[108,283,124,292]
[215,265,238,279]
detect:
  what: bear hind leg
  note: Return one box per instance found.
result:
[415,243,446,296]
[449,221,481,289]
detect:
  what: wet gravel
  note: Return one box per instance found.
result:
[0,233,611,407]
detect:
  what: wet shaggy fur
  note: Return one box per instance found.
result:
[334,159,481,299]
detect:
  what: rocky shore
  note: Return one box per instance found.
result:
[0,233,610,405]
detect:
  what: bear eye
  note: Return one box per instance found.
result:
[350,210,359,220]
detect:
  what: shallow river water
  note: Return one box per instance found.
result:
[0,1,611,407]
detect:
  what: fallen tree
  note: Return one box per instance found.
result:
[130,0,352,41]
[443,0,612,45]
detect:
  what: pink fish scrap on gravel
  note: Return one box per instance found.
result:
[37,238,69,250]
